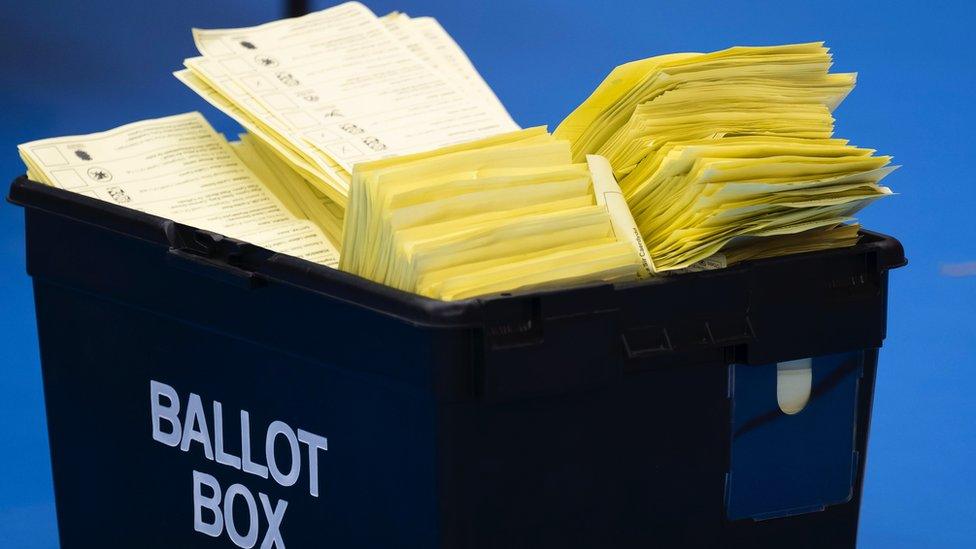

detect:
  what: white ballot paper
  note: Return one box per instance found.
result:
[183,1,518,201]
[18,112,340,267]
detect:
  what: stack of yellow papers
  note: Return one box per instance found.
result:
[231,132,344,247]
[176,1,517,217]
[556,42,894,271]
[19,113,340,266]
[339,128,648,300]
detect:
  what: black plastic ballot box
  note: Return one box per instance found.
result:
[8,176,906,549]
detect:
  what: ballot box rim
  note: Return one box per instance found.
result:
[7,175,907,331]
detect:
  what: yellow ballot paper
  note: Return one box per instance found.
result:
[180,1,519,207]
[338,129,645,300]
[233,132,344,247]
[556,42,895,271]
[380,12,511,112]
[18,112,340,267]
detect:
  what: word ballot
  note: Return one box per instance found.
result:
[151,380,329,548]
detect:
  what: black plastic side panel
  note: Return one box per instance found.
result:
[436,353,878,548]
[34,280,442,548]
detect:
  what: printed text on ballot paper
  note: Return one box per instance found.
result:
[151,380,328,548]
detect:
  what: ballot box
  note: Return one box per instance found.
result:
[9,175,905,549]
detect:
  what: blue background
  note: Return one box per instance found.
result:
[1,1,973,546]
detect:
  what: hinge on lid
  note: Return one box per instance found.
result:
[481,295,544,350]
[165,223,265,289]
[623,315,754,357]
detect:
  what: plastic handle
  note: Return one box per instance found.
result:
[166,248,264,289]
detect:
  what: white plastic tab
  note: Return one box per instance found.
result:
[776,358,813,415]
